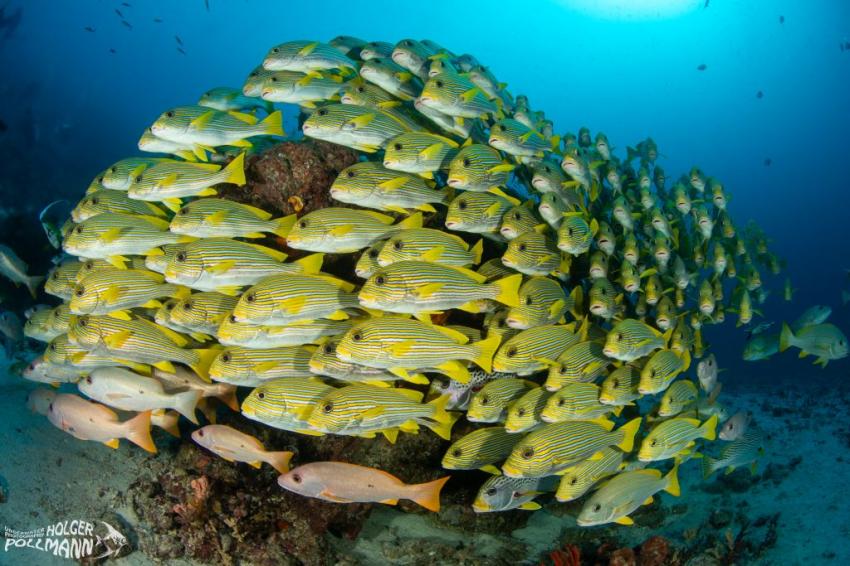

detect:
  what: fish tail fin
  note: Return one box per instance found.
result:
[190,348,221,382]
[664,462,681,496]
[156,410,181,438]
[397,211,423,229]
[174,389,202,425]
[425,395,460,440]
[472,334,501,373]
[272,214,297,238]
[294,253,324,274]
[701,456,717,480]
[491,273,522,307]
[261,110,284,136]
[124,410,157,453]
[224,152,247,186]
[408,476,450,512]
[218,386,240,412]
[471,239,484,265]
[27,275,44,298]
[616,417,642,452]
[700,414,718,441]
[779,322,794,352]
[265,450,293,474]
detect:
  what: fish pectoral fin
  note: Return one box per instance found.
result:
[421,247,444,262]
[381,428,398,443]
[104,330,133,349]
[329,224,355,237]
[253,361,279,374]
[99,227,129,243]
[189,111,215,130]
[361,406,386,419]
[415,282,444,299]
[519,501,541,511]
[388,340,416,357]
[318,489,353,503]
[279,296,307,314]
[204,260,236,275]
[377,177,409,191]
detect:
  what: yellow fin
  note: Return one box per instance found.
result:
[377,177,410,192]
[432,324,470,344]
[614,516,634,526]
[480,464,502,475]
[205,260,236,275]
[104,438,120,449]
[388,340,416,357]
[104,330,132,350]
[189,111,215,130]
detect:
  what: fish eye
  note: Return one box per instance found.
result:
[616,333,623,341]
[317,108,328,116]
[291,473,301,483]
[75,286,85,297]
[197,429,204,437]
[357,86,365,93]
[176,252,187,262]
[521,447,534,459]
[50,343,57,351]
[272,47,279,53]
[480,396,489,405]
[183,301,192,311]
[298,220,308,229]
[48,402,53,411]
[517,408,526,417]
[165,302,175,311]
[452,448,462,457]
[368,249,378,259]
[612,379,619,387]
[270,77,278,82]
[525,296,533,306]
[52,272,59,280]
[506,346,517,358]
[393,241,403,250]
[485,487,497,496]
[134,175,143,183]
[323,344,334,354]
[462,158,470,168]
[570,477,578,485]
[593,504,601,512]
[393,143,402,151]
[650,439,657,447]
[435,80,444,88]
[110,166,117,173]
[513,212,521,220]
[374,275,386,285]
[257,392,265,399]
[457,200,467,210]
[352,332,362,341]
[229,315,237,323]
[497,124,506,132]
[177,207,188,215]
[567,228,574,236]
[322,402,333,413]
[91,197,99,205]
[246,293,256,303]
[74,226,84,234]
[346,170,355,178]
[557,397,565,406]
[517,244,526,252]
[79,318,88,327]
[165,111,174,118]
[221,353,231,362]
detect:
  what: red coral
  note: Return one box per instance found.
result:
[638,536,670,566]
[172,476,211,523]
[545,544,581,566]
[609,547,637,566]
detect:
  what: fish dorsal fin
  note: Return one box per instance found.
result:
[362,210,395,225]
[142,318,189,347]
[138,215,170,230]
[447,264,487,283]
[393,388,425,402]
[189,111,216,130]
[298,41,319,56]
[312,274,356,292]
[432,324,470,344]
[244,242,288,262]
[228,111,258,124]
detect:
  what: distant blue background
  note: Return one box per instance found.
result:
[1,0,847,383]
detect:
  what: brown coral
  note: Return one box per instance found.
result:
[638,536,670,566]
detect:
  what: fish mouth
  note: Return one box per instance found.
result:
[575,517,595,527]
[446,177,461,187]
[471,501,490,513]
[602,346,617,358]
[444,220,459,229]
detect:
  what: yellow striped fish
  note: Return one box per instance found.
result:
[702,428,764,478]
[163,238,322,294]
[231,273,359,325]
[502,418,642,478]
[544,340,612,391]
[100,157,171,191]
[492,324,579,376]
[445,191,517,234]
[260,70,344,107]
[302,103,417,153]
[286,208,422,253]
[442,426,521,474]
[638,415,718,462]
[169,292,239,337]
[145,244,185,275]
[169,198,296,239]
[499,204,542,241]
[447,144,513,192]
[504,386,550,434]
[44,333,148,373]
[67,314,218,378]
[359,57,422,101]
[263,40,357,74]
[354,241,385,278]
[72,189,167,222]
[505,277,570,330]
[358,261,521,316]
[305,384,457,442]
[638,349,691,395]
[62,213,193,266]
[478,258,517,282]
[150,105,283,148]
[217,317,351,348]
[308,339,421,385]
[466,378,537,423]
[335,317,501,384]
[70,268,187,315]
[540,382,621,423]
[241,66,277,97]
[208,346,315,386]
[555,447,625,503]
[603,319,669,362]
[501,231,561,276]
[588,278,619,320]
[340,77,398,107]
[658,379,699,417]
[44,304,73,337]
[577,464,679,526]
[45,260,85,300]
[473,475,556,513]
[599,366,641,406]
[241,377,334,434]
[330,162,447,214]
[382,131,459,176]
[557,214,597,256]
[24,307,62,342]
[376,228,483,268]
[488,118,550,159]
[418,71,498,119]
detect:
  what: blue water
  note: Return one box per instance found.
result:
[1,0,849,562]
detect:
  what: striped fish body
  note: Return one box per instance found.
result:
[263,41,358,74]
[286,208,422,253]
[492,325,579,376]
[658,380,698,417]
[145,244,185,274]
[588,278,618,319]
[442,427,520,471]
[467,378,536,423]
[638,414,718,462]
[218,318,351,348]
[199,86,274,113]
[137,129,198,159]
[170,292,239,336]
[418,71,497,118]
[150,105,283,147]
[382,132,459,175]
[45,261,85,300]
[557,215,595,255]
[330,162,446,213]
[302,104,416,153]
[359,57,422,100]
[392,39,438,79]
[305,384,441,437]
[127,154,245,202]
[163,238,297,292]
[335,317,500,382]
[73,189,166,222]
[541,382,617,423]
[377,228,481,268]
[500,205,541,241]
[506,277,568,330]
[538,192,567,228]
[44,334,141,371]
[445,192,515,234]
[340,78,398,107]
[241,377,335,433]
[359,41,394,61]
[474,475,553,513]
[504,386,550,433]
[639,349,690,395]
[447,144,511,192]
[599,366,641,406]
[502,231,560,276]
[24,308,61,342]
[489,119,548,158]
[530,160,568,196]
[154,299,194,336]
[556,447,624,502]
[232,273,359,326]
[577,466,678,526]
[208,346,315,386]
[169,198,296,239]
[62,213,189,260]
[355,241,384,278]
[603,319,667,362]
[46,304,73,336]
[702,429,764,478]
[545,341,611,391]
[358,261,521,314]
[242,66,277,97]
[101,157,170,191]
[502,418,641,478]
[70,268,181,315]
[260,71,344,106]
[308,339,404,383]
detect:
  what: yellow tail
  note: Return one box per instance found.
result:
[261,110,284,136]
[471,239,484,265]
[408,476,450,512]
[273,214,297,238]
[700,414,718,441]
[224,152,247,186]
[472,334,501,373]
[294,253,324,274]
[152,409,181,438]
[616,417,642,452]
[492,273,522,307]
[191,348,222,382]
[265,450,294,474]
[124,410,156,453]
[664,462,681,496]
